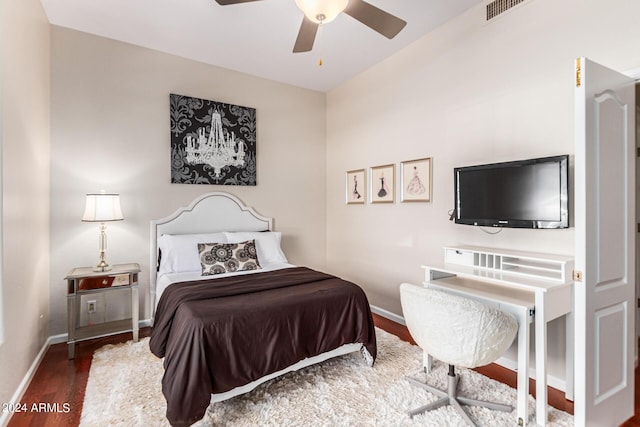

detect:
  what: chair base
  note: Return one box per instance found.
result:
[407,365,512,427]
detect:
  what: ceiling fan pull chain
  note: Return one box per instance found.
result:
[318,18,323,66]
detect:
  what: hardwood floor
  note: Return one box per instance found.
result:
[7,328,151,427]
[6,314,636,426]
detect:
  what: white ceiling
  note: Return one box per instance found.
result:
[40,0,483,92]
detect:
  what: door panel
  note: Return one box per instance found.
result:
[595,92,627,286]
[594,302,627,403]
[574,57,635,426]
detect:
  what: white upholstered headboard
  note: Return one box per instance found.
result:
[149,192,273,314]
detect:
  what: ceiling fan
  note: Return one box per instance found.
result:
[213,0,407,53]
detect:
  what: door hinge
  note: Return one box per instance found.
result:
[573,270,583,282]
[575,58,581,88]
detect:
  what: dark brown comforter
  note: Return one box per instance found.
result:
[149,267,377,427]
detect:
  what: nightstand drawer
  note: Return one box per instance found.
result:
[78,274,130,291]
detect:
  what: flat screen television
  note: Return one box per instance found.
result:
[454,155,569,229]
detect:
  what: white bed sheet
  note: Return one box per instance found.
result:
[154,262,295,310]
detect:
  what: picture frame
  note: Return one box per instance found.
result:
[400,157,432,202]
[169,93,256,186]
[345,169,366,204]
[370,164,395,203]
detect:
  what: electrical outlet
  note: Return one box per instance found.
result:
[87,300,97,314]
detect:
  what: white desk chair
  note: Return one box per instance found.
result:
[399,282,518,426]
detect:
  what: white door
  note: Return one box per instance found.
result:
[574,57,635,426]
[636,93,640,348]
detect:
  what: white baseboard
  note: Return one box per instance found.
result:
[370,304,405,326]
[0,318,153,427]
[494,356,567,394]
[370,305,568,394]
[48,332,67,345]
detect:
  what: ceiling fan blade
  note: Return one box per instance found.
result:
[214,0,263,5]
[343,0,407,39]
[293,16,319,53]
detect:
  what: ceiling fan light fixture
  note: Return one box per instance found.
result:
[294,0,349,24]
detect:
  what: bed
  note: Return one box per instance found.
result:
[148,192,377,427]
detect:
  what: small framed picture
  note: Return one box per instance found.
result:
[346,169,366,204]
[370,164,395,203]
[401,157,432,202]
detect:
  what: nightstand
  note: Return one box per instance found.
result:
[65,263,140,359]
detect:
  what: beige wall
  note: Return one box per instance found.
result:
[6,0,640,407]
[0,0,51,412]
[49,27,327,334]
[326,0,640,386]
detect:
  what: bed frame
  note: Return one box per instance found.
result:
[149,191,362,404]
[150,191,273,315]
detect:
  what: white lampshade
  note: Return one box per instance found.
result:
[294,0,349,24]
[82,193,124,222]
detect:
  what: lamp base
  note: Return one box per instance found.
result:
[94,224,112,272]
[93,261,112,272]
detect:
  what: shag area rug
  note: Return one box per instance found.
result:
[80,328,573,426]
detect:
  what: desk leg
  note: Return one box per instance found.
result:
[565,300,575,401]
[535,292,548,427]
[131,285,139,342]
[516,311,530,426]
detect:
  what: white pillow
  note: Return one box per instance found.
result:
[158,233,227,274]
[223,231,288,265]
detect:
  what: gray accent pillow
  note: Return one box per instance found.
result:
[198,240,261,276]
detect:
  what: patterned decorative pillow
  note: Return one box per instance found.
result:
[198,240,261,276]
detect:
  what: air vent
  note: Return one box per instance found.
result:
[486,0,526,20]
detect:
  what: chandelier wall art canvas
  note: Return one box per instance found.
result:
[170,93,257,185]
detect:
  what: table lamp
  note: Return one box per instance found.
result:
[82,192,124,272]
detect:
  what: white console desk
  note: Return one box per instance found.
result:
[422,246,574,427]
